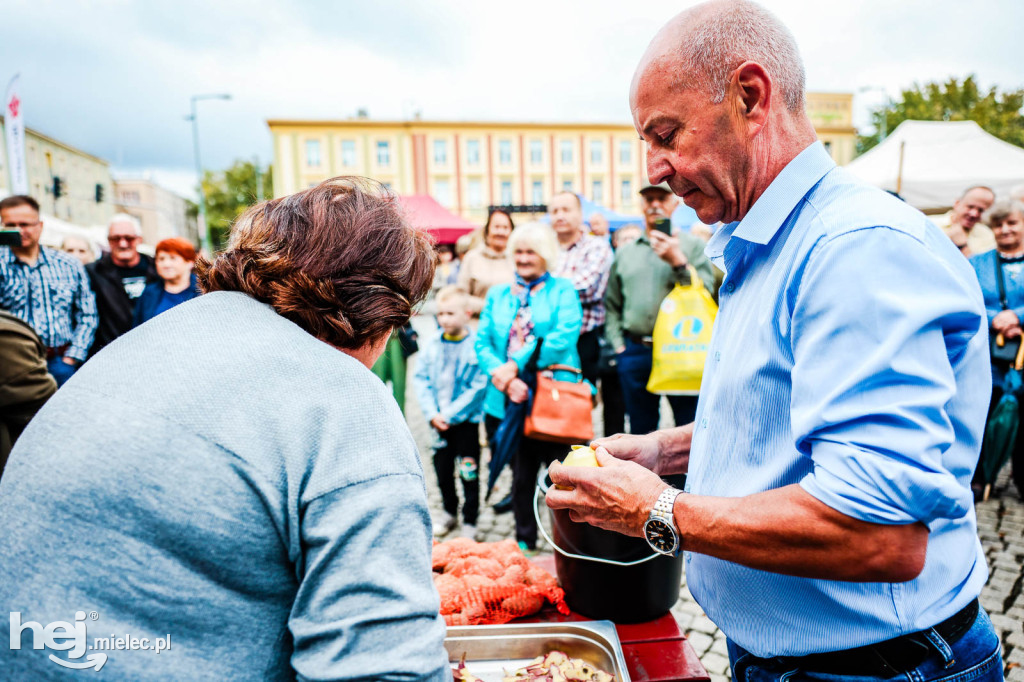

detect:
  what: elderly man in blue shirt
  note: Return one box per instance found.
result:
[546,2,1002,680]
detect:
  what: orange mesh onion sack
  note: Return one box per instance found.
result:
[432,538,569,625]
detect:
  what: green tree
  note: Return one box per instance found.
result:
[201,160,273,251]
[857,75,1024,155]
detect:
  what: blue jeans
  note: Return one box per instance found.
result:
[617,338,697,434]
[47,355,78,388]
[727,606,1003,681]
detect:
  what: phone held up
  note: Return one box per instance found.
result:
[0,230,22,247]
[652,217,673,236]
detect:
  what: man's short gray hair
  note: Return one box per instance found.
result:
[667,0,806,111]
[108,212,142,236]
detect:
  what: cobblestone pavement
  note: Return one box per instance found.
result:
[403,320,1024,680]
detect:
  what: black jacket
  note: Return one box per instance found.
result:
[85,253,159,357]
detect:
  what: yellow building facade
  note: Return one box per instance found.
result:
[269,93,856,222]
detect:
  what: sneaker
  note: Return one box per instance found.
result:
[432,513,456,537]
[517,540,538,558]
[459,524,477,540]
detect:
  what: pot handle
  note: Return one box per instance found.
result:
[533,473,662,567]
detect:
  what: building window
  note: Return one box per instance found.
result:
[305,139,321,167]
[467,139,480,165]
[468,179,483,208]
[434,179,451,207]
[590,140,603,164]
[500,181,513,205]
[530,139,543,165]
[341,140,357,166]
[592,180,603,203]
[619,140,632,164]
[499,140,512,166]
[376,140,391,166]
[531,180,544,205]
[621,179,633,203]
[560,140,573,165]
[562,180,573,192]
[433,139,448,165]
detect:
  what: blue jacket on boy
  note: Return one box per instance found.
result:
[412,329,488,425]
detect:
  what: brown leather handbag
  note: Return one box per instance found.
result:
[523,365,594,444]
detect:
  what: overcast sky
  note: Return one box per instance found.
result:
[5,0,1022,199]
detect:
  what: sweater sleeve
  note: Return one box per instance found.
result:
[289,475,449,681]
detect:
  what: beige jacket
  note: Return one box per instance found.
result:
[456,246,515,315]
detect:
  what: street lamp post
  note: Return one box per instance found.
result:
[188,93,231,254]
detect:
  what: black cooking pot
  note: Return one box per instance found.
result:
[535,471,685,623]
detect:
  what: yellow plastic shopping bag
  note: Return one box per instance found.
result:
[646,267,718,395]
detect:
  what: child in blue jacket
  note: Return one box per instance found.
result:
[412,286,488,538]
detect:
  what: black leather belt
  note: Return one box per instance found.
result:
[625,332,653,347]
[780,599,979,676]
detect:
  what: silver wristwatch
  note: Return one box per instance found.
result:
[643,487,684,556]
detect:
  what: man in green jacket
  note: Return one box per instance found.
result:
[0,310,56,476]
[604,182,716,435]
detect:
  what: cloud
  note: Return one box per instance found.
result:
[2,0,1020,200]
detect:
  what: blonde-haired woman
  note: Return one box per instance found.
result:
[475,222,583,552]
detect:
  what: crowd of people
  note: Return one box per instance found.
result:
[0,0,1018,678]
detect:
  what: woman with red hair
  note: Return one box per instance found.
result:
[133,236,201,326]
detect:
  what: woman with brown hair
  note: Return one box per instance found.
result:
[0,178,450,679]
[456,208,515,315]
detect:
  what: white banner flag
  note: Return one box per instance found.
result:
[5,74,28,195]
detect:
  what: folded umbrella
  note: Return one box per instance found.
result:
[981,341,1024,501]
[486,341,543,500]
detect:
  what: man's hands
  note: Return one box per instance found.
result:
[430,415,450,432]
[993,310,1022,340]
[62,357,78,367]
[590,432,663,474]
[648,230,687,268]
[546,448,668,537]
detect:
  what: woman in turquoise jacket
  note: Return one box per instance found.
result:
[476,222,583,551]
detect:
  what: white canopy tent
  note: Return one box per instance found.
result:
[844,120,1024,211]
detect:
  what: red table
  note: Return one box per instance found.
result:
[524,556,710,682]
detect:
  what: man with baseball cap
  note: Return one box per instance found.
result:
[603,181,715,434]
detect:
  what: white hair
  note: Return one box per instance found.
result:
[666,0,806,111]
[507,221,560,271]
[108,212,142,236]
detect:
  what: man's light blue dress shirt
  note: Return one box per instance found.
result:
[687,142,990,657]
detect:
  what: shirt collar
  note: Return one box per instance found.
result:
[733,142,834,246]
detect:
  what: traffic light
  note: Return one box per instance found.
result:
[95,183,104,203]
[52,176,64,199]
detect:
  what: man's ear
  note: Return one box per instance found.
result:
[731,61,772,131]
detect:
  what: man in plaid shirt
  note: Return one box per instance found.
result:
[551,192,614,390]
[0,195,97,387]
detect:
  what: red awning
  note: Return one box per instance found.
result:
[398,195,477,245]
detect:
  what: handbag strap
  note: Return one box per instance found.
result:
[995,250,1010,311]
[541,364,582,375]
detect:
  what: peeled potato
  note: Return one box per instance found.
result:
[554,446,599,490]
[562,445,599,468]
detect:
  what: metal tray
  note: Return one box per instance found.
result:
[445,620,630,681]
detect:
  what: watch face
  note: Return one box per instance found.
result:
[644,519,677,554]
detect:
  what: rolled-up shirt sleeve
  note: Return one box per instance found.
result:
[791,228,983,526]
